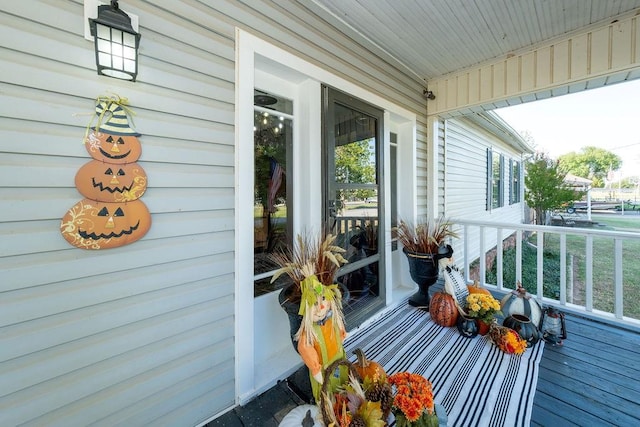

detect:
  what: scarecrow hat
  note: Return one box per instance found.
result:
[93,100,141,136]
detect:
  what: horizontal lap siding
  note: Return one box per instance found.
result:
[0,0,236,425]
[445,118,523,261]
[0,1,426,426]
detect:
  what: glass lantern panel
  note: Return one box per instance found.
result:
[112,56,123,70]
[111,42,123,57]
[96,23,111,40]
[124,59,136,73]
[97,38,111,54]
[111,29,123,43]
[123,46,136,60]
[123,32,136,47]
[98,52,112,67]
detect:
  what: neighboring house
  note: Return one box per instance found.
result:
[1,2,638,426]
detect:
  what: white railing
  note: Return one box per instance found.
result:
[452,218,640,332]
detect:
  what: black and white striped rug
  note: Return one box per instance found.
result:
[343,302,545,427]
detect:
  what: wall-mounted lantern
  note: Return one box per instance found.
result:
[88,1,140,81]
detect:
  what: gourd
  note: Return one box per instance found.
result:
[501,282,543,328]
[353,348,386,383]
[429,291,459,327]
[467,280,491,296]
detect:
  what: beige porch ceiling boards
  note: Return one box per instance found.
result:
[308,0,640,115]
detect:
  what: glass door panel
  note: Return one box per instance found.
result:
[322,86,385,327]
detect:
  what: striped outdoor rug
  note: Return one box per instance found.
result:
[343,302,545,427]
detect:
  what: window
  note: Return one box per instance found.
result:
[510,159,521,204]
[487,148,504,210]
[253,90,293,296]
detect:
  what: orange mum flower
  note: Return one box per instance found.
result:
[388,371,435,423]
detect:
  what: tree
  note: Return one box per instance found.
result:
[525,152,584,225]
[335,139,376,200]
[557,146,622,188]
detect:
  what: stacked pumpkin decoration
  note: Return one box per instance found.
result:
[60,97,151,250]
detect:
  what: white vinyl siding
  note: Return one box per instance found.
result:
[0,1,426,426]
[444,116,525,263]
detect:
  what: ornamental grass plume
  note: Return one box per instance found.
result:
[395,216,458,254]
[464,293,501,324]
[388,372,438,427]
[270,231,348,287]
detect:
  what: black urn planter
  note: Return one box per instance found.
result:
[278,282,350,352]
[404,244,453,307]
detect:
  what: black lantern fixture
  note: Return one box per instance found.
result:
[89,1,140,81]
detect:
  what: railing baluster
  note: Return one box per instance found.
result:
[537,231,544,295]
[463,224,470,283]
[496,227,503,289]
[614,238,623,319]
[515,229,522,286]
[479,225,486,287]
[586,235,593,312]
[559,233,567,305]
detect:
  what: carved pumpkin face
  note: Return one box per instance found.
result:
[75,160,147,203]
[84,131,142,163]
[60,199,151,250]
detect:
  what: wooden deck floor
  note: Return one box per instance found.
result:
[208,312,640,426]
[531,314,640,426]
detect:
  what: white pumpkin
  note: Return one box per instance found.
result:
[501,282,543,328]
[279,404,322,427]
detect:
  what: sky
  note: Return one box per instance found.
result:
[495,79,640,179]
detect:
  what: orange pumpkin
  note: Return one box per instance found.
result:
[353,348,386,383]
[60,199,151,250]
[467,280,491,296]
[84,130,142,163]
[75,160,147,203]
[429,291,458,327]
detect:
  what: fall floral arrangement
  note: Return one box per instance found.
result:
[464,293,501,324]
[489,322,528,355]
[388,372,438,427]
[321,359,389,427]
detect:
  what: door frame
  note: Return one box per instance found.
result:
[235,28,418,404]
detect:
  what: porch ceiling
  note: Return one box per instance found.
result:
[309,0,640,82]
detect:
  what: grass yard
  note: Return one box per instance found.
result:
[487,214,640,320]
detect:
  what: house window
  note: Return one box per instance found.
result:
[487,148,504,209]
[510,160,521,204]
[253,90,293,296]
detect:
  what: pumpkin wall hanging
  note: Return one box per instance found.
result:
[60,96,151,250]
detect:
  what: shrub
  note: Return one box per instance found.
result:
[485,243,561,299]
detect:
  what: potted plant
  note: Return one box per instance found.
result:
[396,217,458,307]
[459,293,501,336]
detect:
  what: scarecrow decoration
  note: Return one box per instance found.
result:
[295,275,347,402]
[60,95,150,250]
